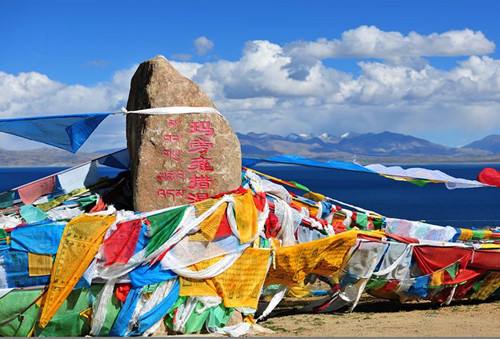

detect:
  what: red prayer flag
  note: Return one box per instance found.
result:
[412,246,479,284]
[214,212,233,239]
[115,283,132,303]
[103,219,142,266]
[477,167,500,187]
[265,211,281,238]
[90,197,107,213]
[469,249,500,271]
[18,176,55,205]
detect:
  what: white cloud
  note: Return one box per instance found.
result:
[0,65,136,117]
[194,36,214,55]
[285,26,495,62]
[1,26,499,150]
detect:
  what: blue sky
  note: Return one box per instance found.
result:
[1,0,500,150]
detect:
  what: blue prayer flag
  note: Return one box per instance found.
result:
[0,113,111,153]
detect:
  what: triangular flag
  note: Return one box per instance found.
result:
[0,113,110,153]
[146,206,188,257]
[445,262,458,280]
[38,214,115,328]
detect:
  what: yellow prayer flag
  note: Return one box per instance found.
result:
[194,198,218,217]
[28,253,53,276]
[190,202,227,242]
[287,283,312,298]
[266,231,357,287]
[233,190,258,244]
[303,191,326,202]
[180,274,219,298]
[480,243,500,249]
[180,247,271,309]
[430,270,444,287]
[458,228,473,241]
[470,272,500,300]
[38,214,116,328]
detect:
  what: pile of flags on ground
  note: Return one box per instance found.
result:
[0,157,498,337]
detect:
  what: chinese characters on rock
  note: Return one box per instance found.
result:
[156,117,215,203]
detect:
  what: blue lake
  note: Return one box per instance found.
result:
[0,163,498,228]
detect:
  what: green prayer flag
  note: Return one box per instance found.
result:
[164,296,187,331]
[408,179,430,187]
[0,191,14,209]
[0,289,41,336]
[355,213,368,229]
[142,282,162,294]
[472,280,483,292]
[182,301,234,334]
[373,218,384,230]
[0,287,113,337]
[290,181,310,192]
[472,230,484,240]
[260,237,270,248]
[445,263,458,280]
[20,204,47,223]
[77,194,98,208]
[184,301,211,334]
[206,304,234,330]
[146,206,188,256]
[35,287,111,336]
[366,278,387,290]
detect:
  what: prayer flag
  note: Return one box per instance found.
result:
[18,176,55,205]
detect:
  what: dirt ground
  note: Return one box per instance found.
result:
[259,298,500,337]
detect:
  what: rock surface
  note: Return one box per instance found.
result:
[126,56,241,212]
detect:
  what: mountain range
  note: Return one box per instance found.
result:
[0,132,499,166]
[238,131,500,163]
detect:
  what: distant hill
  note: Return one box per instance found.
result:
[238,131,500,164]
[332,131,453,156]
[0,148,104,167]
[463,135,500,154]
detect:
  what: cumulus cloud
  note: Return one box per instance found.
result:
[1,26,499,150]
[286,26,495,61]
[194,36,214,55]
[0,65,135,117]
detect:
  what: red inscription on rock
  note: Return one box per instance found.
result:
[187,156,214,172]
[189,121,214,137]
[155,118,219,206]
[188,137,214,154]
[163,134,180,142]
[163,149,183,161]
[188,174,213,190]
[156,170,185,182]
[157,188,185,200]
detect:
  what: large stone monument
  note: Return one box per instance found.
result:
[126,56,242,212]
